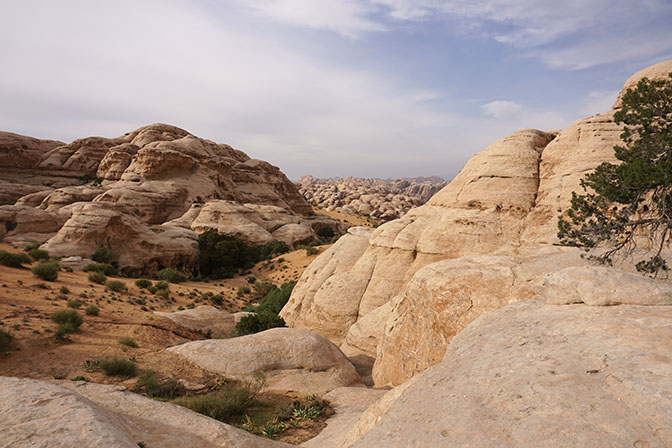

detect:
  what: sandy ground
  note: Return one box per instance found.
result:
[314,207,379,228]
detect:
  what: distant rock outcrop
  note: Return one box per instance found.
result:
[297,175,447,222]
[0,124,341,274]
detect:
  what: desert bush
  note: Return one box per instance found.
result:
[157,268,186,283]
[67,299,83,309]
[31,261,60,281]
[88,271,107,284]
[234,311,286,336]
[0,329,14,351]
[26,248,49,261]
[99,357,137,377]
[253,281,275,299]
[59,286,70,294]
[246,276,256,284]
[255,281,296,315]
[156,289,169,299]
[0,250,31,268]
[210,294,223,306]
[155,281,169,291]
[118,337,138,348]
[173,379,261,422]
[83,263,117,276]
[52,309,83,337]
[305,247,318,256]
[84,305,99,316]
[105,280,127,292]
[316,226,335,239]
[135,278,152,289]
[137,370,186,399]
[91,247,117,264]
[147,285,158,294]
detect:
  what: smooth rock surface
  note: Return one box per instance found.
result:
[155,306,254,337]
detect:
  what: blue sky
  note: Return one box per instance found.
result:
[1,0,671,180]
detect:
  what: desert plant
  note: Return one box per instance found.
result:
[99,357,138,377]
[0,329,14,351]
[118,337,138,348]
[234,311,286,336]
[210,294,223,306]
[88,271,107,284]
[317,226,335,240]
[0,250,31,268]
[31,261,60,281]
[137,370,185,398]
[105,280,127,292]
[52,309,83,337]
[157,268,186,283]
[155,281,169,291]
[305,246,318,256]
[246,276,256,284]
[255,281,296,315]
[59,286,70,294]
[173,379,262,422]
[156,289,169,299]
[66,299,83,309]
[83,263,117,276]
[84,305,99,316]
[135,278,152,289]
[91,247,117,264]
[26,248,49,261]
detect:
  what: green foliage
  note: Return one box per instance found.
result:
[91,247,117,264]
[155,281,169,291]
[316,226,335,239]
[0,250,31,268]
[118,337,138,348]
[0,329,14,351]
[135,278,152,289]
[156,289,169,299]
[105,280,127,292]
[99,357,138,377]
[52,309,83,337]
[88,271,107,284]
[252,281,275,299]
[173,379,262,422]
[85,305,99,316]
[147,285,158,294]
[83,263,117,276]
[158,268,186,283]
[136,370,186,399]
[210,294,224,306]
[59,286,70,294]
[305,246,318,256]
[260,240,289,260]
[26,248,49,261]
[234,311,286,336]
[558,72,672,276]
[31,261,60,281]
[67,299,83,309]
[255,281,296,315]
[246,276,256,284]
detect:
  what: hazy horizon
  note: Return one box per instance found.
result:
[2,1,671,180]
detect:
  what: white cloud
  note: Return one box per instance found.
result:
[481,100,523,119]
[581,90,619,116]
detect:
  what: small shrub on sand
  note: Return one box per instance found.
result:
[52,309,83,337]
[118,337,138,348]
[157,268,186,283]
[105,280,127,292]
[88,271,107,284]
[99,357,137,377]
[31,261,60,281]
[84,305,99,316]
[135,279,152,289]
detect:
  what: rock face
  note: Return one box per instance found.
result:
[167,327,363,395]
[0,376,288,448]
[347,300,672,448]
[298,175,447,222]
[155,306,254,338]
[282,60,672,388]
[0,124,341,273]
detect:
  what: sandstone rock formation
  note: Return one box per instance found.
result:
[167,327,363,395]
[0,124,341,274]
[346,299,672,447]
[298,175,447,222]
[281,59,672,388]
[155,306,254,338]
[0,376,288,448]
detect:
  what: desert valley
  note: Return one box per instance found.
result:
[0,58,671,447]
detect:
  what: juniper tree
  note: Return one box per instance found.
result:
[558,73,672,277]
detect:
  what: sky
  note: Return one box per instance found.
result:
[1,1,671,180]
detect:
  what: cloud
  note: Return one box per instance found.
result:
[481,100,523,119]
[581,90,619,116]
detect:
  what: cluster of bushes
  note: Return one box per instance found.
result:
[52,309,83,338]
[198,231,289,279]
[173,378,262,423]
[157,268,186,283]
[136,369,185,399]
[234,281,296,336]
[0,250,31,268]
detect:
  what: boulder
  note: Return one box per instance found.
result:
[0,376,288,448]
[167,327,363,395]
[348,300,672,447]
[155,306,254,337]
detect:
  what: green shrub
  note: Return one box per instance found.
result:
[99,357,137,377]
[59,286,70,294]
[156,289,169,299]
[173,379,261,422]
[147,285,157,294]
[305,247,318,256]
[91,248,117,264]
[52,309,83,337]
[24,243,40,251]
[137,370,186,399]
[260,240,289,260]
[84,305,99,316]
[0,250,32,268]
[0,329,14,351]
[26,248,49,261]
[317,226,335,239]
[31,261,60,281]
[234,311,286,336]
[118,337,138,348]
[246,276,256,284]
[158,268,186,283]
[135,279,152,289]
[88,271,107,284]
[155,281,169,290]
[253,281,275,299]
[83,263,117,276]
[67,299,83,309]
[256,281,296,315]
[210,294,223,306]
[105,280,127,292]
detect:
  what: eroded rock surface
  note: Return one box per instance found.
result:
[155,306,254,338]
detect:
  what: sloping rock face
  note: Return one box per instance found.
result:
[346,299,672,448]
[167,327,363,395]
[0,376,288,448]
[155,306,254,338]
[0,124,339,272]
[298,175,447,221]
[282,60,672,387]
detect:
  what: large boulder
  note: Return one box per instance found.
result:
[167,327,363,395]
[155,306,254,338]
[347,299,672,447]
[0,376,288,448]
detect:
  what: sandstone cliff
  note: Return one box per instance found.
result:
[281,59,672,388]
[0,124,340,274]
